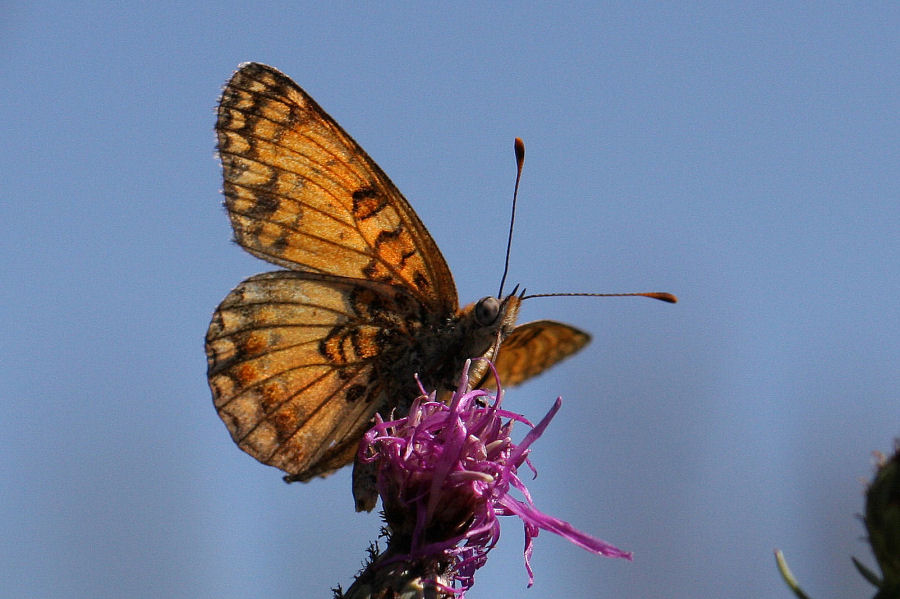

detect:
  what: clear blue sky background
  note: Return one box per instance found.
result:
[2,4,897,598]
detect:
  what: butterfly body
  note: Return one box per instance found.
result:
[207,63,589,505]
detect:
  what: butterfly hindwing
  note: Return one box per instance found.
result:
[216,62,457,313]
[206,270,430,479]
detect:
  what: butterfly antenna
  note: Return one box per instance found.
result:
[498,138,526,298]
[522,291,678,303]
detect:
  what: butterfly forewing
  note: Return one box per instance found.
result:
[216,62,456,312]
[488,321,591,388]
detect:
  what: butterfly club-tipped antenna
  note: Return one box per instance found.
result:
[497,138,526,299]
[521,291,678,304]
[496,138,677,306]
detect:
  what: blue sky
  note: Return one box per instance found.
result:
[2,3,898,598]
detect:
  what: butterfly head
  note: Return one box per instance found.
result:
[466,286,523,357]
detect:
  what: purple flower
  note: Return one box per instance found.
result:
[358,359,631,595]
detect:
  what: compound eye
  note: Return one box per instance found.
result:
[474,296,501,326]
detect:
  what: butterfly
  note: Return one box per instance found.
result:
[206,63,667,511]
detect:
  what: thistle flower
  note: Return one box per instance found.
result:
[347,359,631,597]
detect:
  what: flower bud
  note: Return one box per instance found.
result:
[865,444,900,596]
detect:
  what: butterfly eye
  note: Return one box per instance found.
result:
[474,296,501,326]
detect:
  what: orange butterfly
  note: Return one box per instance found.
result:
[206,63,672,510]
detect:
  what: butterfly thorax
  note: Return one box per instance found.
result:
[324,283,522,416]
[389,296,518,403]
